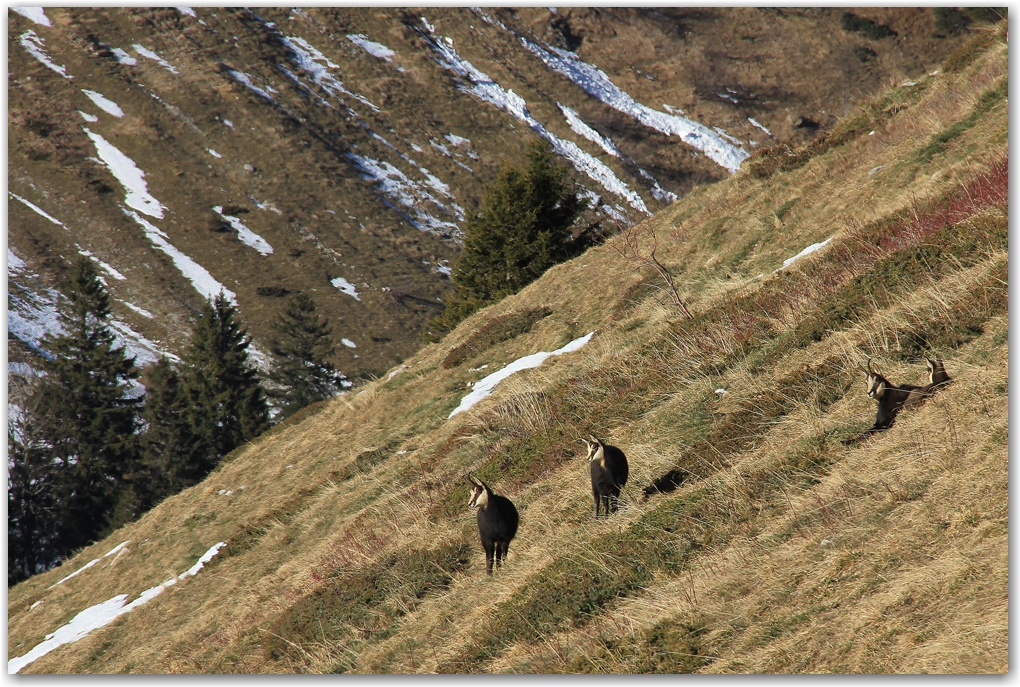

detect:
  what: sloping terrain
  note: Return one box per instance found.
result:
[7,23,1007,674]
[8,7,970,388]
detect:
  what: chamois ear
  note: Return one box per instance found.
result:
[589,434,600,446]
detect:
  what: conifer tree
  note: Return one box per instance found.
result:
[137,357,201,506]
[181,293,270,471]
[429,141,591,336]
[29,257,142,556]
[267,292,345,418]
[8,405,59,585]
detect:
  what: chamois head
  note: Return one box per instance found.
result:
[465,473,490,509]
[581,436,604,463]
[859,359,887,399]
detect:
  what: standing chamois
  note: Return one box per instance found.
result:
[466,473,519,576]
[858,358,926,437]
[582,436,629,518]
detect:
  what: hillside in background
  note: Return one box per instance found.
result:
[8,6,973,394]
[6,19,1008,674]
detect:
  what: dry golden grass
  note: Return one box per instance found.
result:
[6,29,1007,674]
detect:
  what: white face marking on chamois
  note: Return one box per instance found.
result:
[866,373,885,399]
[468,484,489,509]
[584,439,606,466]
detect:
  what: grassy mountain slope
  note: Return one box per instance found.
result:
[7,23,1007,674]
[8,7,970,384]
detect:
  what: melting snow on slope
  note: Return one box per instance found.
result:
[9,543,225,674]
[638,169,678,204]
[19,30,72,78]
[331,277,360,301]
[420,20,648,216]
[10,192,66,228]
[226,68,277,102]
[78,110,99,122]
[748,117,772,136]
[81,90,124,118]
[83,128,165,219]
[78,249,126,281]
[125,209,236,304]
[559,104,620,157]
[110,47,137,66]
[449,331,595,418]
[346,153,463,237]
[515,36,749,173]
[12,7,51,26]
[175,7,197,18]
[213,206,274,255]
[778,237,833,272]
[132,43,178,74]
[341,338,357,348]
[49,541,130,589]
[281,35,379,112]
[347,34,395,61]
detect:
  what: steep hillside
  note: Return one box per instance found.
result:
[7,19,1007,675]
[8,7,970,387]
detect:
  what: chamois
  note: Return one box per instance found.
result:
[583,436,629,518]
[859,358,925,436]
[906,358,953,409]
[466,473,519,576]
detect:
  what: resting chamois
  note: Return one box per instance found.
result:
[466,473,519,576]
[582,436,629,518]
[859,359,925,437]
[906,358,953,410]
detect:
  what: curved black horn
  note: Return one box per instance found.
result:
[867,358,875,374]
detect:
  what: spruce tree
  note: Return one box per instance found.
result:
[8,405,59,585]
[30,256,142,556]
[268,291,345,418]
[429,141,591,336]
[137,357,201,506]
[181,293,269,472]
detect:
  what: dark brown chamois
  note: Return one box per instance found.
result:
[466,473,519,576]
[582,436,629,518]
[860,358,925,436]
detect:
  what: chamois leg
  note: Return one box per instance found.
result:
[483,541,495,576]
[593,490,602,518]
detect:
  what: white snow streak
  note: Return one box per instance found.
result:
[449,332,595,418]
[213,206,274,255]
[517,38,749,173]
[175,7,196,18]
[331,277,360,301]
[49,541,131,589]
[8,249,28,273]
[748,117,772,136]
[110,47,137,66]
[132,43,178,74]
[125,209,236,304]
[9,543,225,674]
[81,90,124,118]
[559,103,620,157]
[281,35,379,111]
[10,193,66,228]
[120,300,155,319]
[226,69,276,102]
[19,30,72,78]
[341,338,357,349]
[420,20,648,215]
[347,34,395,61]
[778,237,833,272]
[78,110,99,122]
[12,7,51,26]
[638,169,678,205]
[83,127,165,219]
[207,148,222,158]
[78,249,127,280]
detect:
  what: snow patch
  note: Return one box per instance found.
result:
[281,35,379,112]
[341,338,357,349]
[331,277,360,301]
[10,192,66,228]
[49,541,131,589]
[175,7,196,18]
[12,7,51,26]
[110,47,137,66]
[125,208,236,304]
[347,34,395,61]
[449,332,595,418]
[748,117,772,136]
[226,68,277,102]
[81,89,124,118]
[120,300,154,319]
[207,148,222,158]
[778,237,834,272]
[132,43,178,74]
[212,206,273,255]
[19,30,72,78]
[517,38,749,173]
[78,110,99,122]
[8,249,28,273]
[83,128,165,219]
[9,543,225,674]
[77,249,126,281]
[420,21,648,216]
[445,133,471,147]
[638,169,678,205]
[559,104,620,157]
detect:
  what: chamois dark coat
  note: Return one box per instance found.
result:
[466,473,519,575]
[860,359,925,436]
[583,437,629,518]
